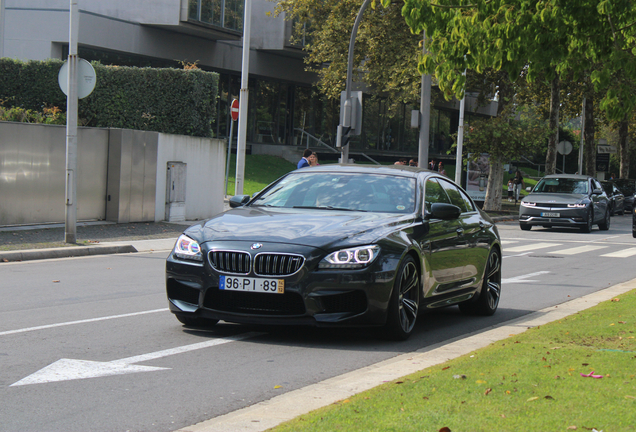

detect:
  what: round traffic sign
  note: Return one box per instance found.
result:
[230,99,239,121]
[58,58,97,99]
[557,140,573,155]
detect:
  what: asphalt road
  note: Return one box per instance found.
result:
[1,215,635,432]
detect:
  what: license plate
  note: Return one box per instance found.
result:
[541,212,560,217]
[219,275,284,294]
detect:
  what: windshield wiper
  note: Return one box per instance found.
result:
[292,205,365,212]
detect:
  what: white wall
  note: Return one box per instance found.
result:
[156,134,226,222]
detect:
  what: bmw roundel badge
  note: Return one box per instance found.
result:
[251,243,263,250]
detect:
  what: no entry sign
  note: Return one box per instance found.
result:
[230,99,239,121]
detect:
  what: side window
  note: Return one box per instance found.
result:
[424,178,450,213]
[593,179,602,193]
[438,179,472,213]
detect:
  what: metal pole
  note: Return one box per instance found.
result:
[418,31,431,169]
[340,0,371,164]
[224,119,234,197]
[0,0,5,57]
[235,0,251,196]
[455,88,466,184]
[579,98,585,175]
[65,0,79,244]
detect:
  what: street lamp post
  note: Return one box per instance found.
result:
[65,0,79,244]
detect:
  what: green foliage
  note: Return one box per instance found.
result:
[0,58,219,137]
[224,154,296,196]
[464,104,550,161]
[0,103,66,125]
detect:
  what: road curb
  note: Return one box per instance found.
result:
[0,244,137,263]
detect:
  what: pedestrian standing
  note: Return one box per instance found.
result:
[297,148,313,169]
[507,178,514,202]
[513,170,524,202]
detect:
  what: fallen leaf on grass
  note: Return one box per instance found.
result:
[612,298,620,302]
[625,395,636,400]
[274,385,282,389]
[484,388,492,395]
[442,366,451,370]
[395,381,404,384]
[527,397,539,402]
[53,280,60,283]
[544,395,554,400]
[476,380,487,384]
[439,427,451,432]
[453,375,467,380]
[567,426,577,430]
[580,371,603,379]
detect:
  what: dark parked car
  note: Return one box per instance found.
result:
[611,179,636,211]
[600,180,625,216]
[519,174,610,232]
[633,207,636,238]
[166,164,502,340]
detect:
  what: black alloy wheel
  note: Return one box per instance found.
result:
[384,256,420,341]
[459,248,502,316]
[581,207,593,233]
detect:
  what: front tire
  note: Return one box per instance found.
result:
[459,248,501,316]
[581,208,593,233]
[384,256,420,341]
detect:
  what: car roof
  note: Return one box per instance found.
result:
[540,174,593,180]
[292,163,436,178]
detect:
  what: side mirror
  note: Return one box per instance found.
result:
[592,188,603,195]
[428,202,461,220]
[229,194,251,208]
[526,186,532,192]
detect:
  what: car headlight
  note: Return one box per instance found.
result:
[174,234,202,262]
[319,245,380,269]
[567,203,587,208]
[520,202,536,207]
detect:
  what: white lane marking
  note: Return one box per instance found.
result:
[601,247,636,258]
[500,240,519,245]
[10,332,265,386]
[504,242,561,253]
[0,308,168,337]
[502,271,550,284]
[551,245,608,255]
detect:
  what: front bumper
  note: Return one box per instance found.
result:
[165,250,398,328]
[519,205,588,227]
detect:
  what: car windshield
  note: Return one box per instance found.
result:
[612,179,636,195]
[251,172,416,213]
[534,178,588,194]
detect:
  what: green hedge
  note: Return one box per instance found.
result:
[0,58,218,137]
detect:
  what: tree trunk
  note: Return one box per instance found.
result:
[619,115,629,179]
[483,156,504,211]
[545,76,560,175]
[584,97,595,177]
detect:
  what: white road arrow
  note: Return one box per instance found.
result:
[11,332,263,387]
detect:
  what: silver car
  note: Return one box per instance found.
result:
[519,174,610,233]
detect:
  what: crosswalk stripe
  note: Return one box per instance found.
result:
[504,242,561,253]
[601,248,636,258]
[551,245,607,255]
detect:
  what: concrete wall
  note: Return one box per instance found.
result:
[0,122,109,225]
[0,121,226,226]
[156,133,226,222]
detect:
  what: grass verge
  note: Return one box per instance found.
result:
[272,291,636,432]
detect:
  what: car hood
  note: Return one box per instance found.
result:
[523,193,589,204]
[184,206,413,249]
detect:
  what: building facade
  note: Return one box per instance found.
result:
[1,0,496,160]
